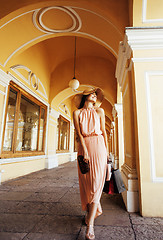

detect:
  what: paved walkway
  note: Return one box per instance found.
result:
[0,161,162,240]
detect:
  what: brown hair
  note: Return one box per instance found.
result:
[79,95,87,109]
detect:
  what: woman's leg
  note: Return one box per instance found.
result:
[85,203,90,225]
[87,202,98,225]
[85,203,97,239]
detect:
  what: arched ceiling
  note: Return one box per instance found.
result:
[0,0,129,68]
[0,0,129,31]
[0,0,130,123]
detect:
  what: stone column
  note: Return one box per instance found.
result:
[123,28,163,217]
[46,107,59,169]
[116,36,139,213]
[110,122,115,163]
[0,70,10,184]
[108,135,112,154]
[112,108,119,169]
[70,124,77,161]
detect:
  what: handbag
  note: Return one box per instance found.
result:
[112,169,126,193]
[106,162,112,181]
[77,155,90,174]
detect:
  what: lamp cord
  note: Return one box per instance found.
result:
[73,36,76,79]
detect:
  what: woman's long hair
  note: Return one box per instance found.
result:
[79,95,87,109]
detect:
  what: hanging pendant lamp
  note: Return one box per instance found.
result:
[69,36,80,90]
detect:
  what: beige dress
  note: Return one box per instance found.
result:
[77,108,107,217]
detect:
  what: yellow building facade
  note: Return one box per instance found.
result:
[0,0,163,217]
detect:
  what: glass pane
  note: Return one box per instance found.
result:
[59,117,69,150]
[16,95,39,151]
[38,108,45,151]
[3,88,17,151]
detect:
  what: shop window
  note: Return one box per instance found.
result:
[57,115,70,152]
[1,82,47,158]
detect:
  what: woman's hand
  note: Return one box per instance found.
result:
[83,152,90,163]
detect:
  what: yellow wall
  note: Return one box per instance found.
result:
[57,154,71,165]
[9,44,51,101]
[133,0,163,27]
[1,157,46,182]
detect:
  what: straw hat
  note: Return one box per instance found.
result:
[74,87,104,109]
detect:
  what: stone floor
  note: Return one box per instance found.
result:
[0,161,163,240]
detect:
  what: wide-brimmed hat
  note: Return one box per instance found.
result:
[74,87,104,109]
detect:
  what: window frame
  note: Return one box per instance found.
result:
[56,115,70,153]
[1,81,47,158]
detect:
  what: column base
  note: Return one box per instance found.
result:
[70,152,77,161]
[121,163,139,212]
[45,154,58,169]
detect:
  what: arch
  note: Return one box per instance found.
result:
[0,2,128,67]
[51,84,113,122]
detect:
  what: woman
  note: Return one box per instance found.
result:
[73,87,108,240]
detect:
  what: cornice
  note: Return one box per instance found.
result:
[126,27,163,50]
[116,27,163,89]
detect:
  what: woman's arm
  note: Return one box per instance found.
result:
[73,110,90,162]
[96,108,109,154]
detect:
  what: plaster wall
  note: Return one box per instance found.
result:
[1,157,46,182]
[133,0,163,27]
[122,73,136,169]
[133,58,163,216]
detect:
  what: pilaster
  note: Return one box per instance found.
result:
[116,29,139,213]
[46,107,59,169]
[110,122,115,162]
[123,27,163,216]
[70,124,77,161]
[112,108,119,169]
[114,104,125,170]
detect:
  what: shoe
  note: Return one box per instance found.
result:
[85,224,95,240]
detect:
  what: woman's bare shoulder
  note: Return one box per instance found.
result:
[73,109,81,117]
[95,107,105,115]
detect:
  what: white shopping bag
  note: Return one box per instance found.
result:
[106,163,112,181]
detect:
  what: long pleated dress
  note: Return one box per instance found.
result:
[77,108,107,218]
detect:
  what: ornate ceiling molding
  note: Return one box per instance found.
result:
[10,64,48,100]
[0,5,120,67]
[33,6,82,33]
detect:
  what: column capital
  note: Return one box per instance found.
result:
[114,103,122,112]
[111,121,115,128]
[114,104,123,118]
[115,35,132,89]
[112,104,123,118]
[112,106,117,118]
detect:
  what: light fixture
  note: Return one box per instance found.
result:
[69,36,80,91]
